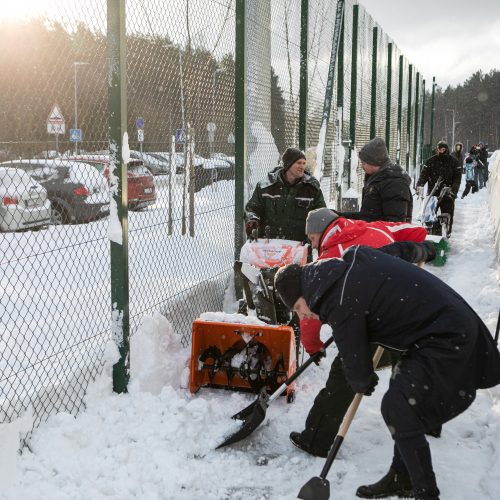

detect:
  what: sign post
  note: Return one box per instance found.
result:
[136,117,144,152]
[47,104,65,155]
[207,122,216,157]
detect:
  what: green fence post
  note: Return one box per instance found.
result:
[429,76,436,151]
[336,6,345,209]
[107,0,129,394]
[234,0,246,265]
[413,72,420,172]
[405,64,413,169]
[299,0,308,151]
[396,55,403,165]
[418,79,426,177]
[370,26,378,140]
[385,42,393,149]
[348,3,359,189]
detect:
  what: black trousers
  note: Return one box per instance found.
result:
[462,180,478,197]
[437,197,455,235]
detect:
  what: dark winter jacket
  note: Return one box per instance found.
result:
[245,167,325,241]
[417,149,462,197]
[341,161,413,223]
[450,142,464,168]
[301,246,500,433]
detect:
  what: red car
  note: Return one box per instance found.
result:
[67,155,156,210]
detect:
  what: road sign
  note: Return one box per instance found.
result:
[137,129,144,142]
[47,122,65,135]
[47,104,65,135]
[69,129,82,142]
[136,117,144,129]
[176,128,186,144]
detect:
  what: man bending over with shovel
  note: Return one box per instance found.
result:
[275,247,500,499]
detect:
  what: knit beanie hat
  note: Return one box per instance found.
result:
[274,264,303,310]
[465,156,473,163]
[306,208,339,234]
[358,138,390,166]
[437,140,449,150]
[282,147,306,171]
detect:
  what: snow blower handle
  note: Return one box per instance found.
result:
[266,336,335,405]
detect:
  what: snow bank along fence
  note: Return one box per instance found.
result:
[488,152,500,270]
[0,0,427,434]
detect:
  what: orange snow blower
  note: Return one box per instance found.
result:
[189,319,297,401]
[189,237,308,399]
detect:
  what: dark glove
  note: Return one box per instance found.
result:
[312,347,326,366]
[245,219,259,236]
[360,372,379,396]
[420,241,437,262]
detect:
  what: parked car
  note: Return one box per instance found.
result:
[0,167,51,231]
[66,154,156,210]
[204,155,235,181]
[129,150,169,175]
[3,159,109,224]
[149,151,205,175]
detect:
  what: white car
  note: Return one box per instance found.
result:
[0,167,51,231]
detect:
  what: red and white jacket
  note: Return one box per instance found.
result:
[300,217,427,354]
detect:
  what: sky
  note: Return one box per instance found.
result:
[1,155,500,499]
[360,0,500,88]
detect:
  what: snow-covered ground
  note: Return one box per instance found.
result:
[0,181,499,500]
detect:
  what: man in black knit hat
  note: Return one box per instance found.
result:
[341,137,413,223]
[244,147,325,241]
[274,247,500,500]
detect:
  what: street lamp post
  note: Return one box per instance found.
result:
[73,61,89,154]
[446,108,459,149]
[210,66,224,158]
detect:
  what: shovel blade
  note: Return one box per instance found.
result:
[297,476,330,500]
[216,390,269,449]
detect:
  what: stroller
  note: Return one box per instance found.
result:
[420,176,452,238]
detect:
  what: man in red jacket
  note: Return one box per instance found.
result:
[300,207,427,354]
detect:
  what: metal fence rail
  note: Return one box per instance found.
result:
[0,0,427,433]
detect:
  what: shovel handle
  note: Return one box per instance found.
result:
[337,346,384,437]
[267,336,335,404]
[318,346,385,480]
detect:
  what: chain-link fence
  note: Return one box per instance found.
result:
[0,0,426,433]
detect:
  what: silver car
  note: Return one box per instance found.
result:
[0,167,51,231]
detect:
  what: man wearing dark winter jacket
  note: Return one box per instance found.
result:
[416,141,462,236]
[244,147,325,242]
[275,248,500,500]
[341,138,413,223]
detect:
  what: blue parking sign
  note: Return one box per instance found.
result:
[69,128,82,142]
[176,128,186,144]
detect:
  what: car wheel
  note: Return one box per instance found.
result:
[51,205,68,225]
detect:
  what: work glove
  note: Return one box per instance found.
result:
[245,219,259,237]
[360,372,379,396]
[414,241,437,263]
[312,347,326,366]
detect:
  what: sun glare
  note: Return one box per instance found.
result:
[0,0,48,22]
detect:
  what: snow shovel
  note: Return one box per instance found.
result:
[216,336,335,449]
[297,346,385,500]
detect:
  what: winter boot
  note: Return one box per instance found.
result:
[289,432,329,458]
[356,468,415,498]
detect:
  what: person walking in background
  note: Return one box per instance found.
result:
[275,248,500,500]
[469,144,485,189]
[461,156,478,198]
[244,147,325,242]
[339,138,413,223]
[416,141,462,237]
[478,142,489,185]
[450,142,464,172]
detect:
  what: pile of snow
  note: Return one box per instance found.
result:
[1,184,499,499]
